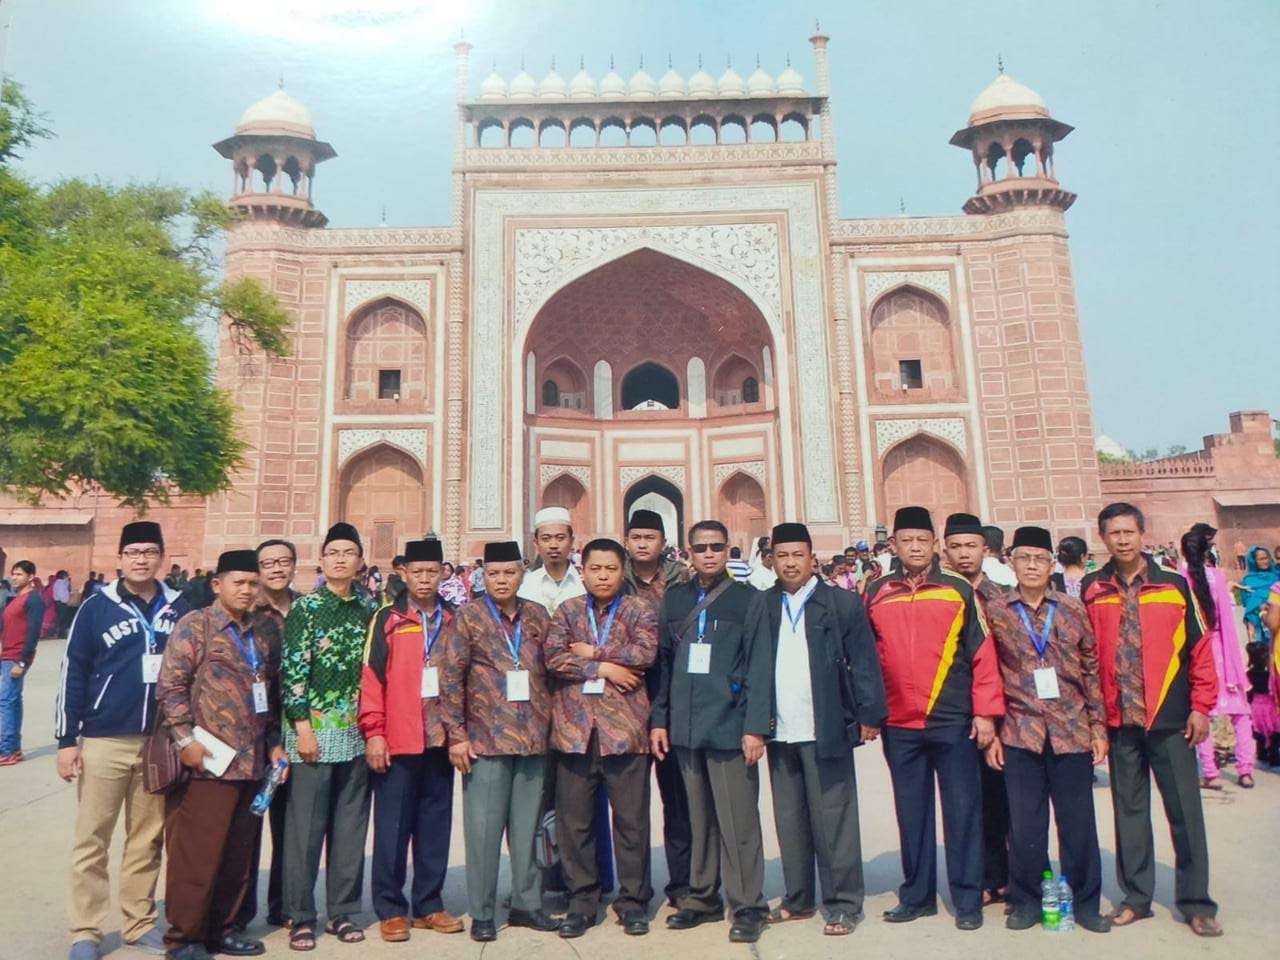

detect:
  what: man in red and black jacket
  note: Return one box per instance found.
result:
[866,506,1004,931]
[359,538,465,941]
[1080,503,1222,938]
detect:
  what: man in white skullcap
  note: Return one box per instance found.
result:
[518,507,586,615]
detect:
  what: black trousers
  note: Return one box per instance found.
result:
[555,735,652,916]
[541,752,615,894]
[1108,726,1217,918]
[1003,744,1102,918]
[652,749,692,900]
[371,747,454,920]
[980,756,1010,893]
[235,778,289,927]
[882,724,982,916]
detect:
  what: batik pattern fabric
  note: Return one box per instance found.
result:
[1114,572,1148,727]
[986,590,1106,755]
[545,594,659,756]
[436,598,552,757]
[281,586,377,764]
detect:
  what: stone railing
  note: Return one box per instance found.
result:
[1099,456,1216,480]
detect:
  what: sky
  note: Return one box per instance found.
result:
[6,0,1278,452]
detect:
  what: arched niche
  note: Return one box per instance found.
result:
[338,444,427,568]
[867,286,959,403]
[717,471,768,552]
[879,434,969,523]
[343,298,429,407]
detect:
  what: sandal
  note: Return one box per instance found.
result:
[289,924,316,952]
[823,912,856,935]
[766,907,815,924]
[1200,777,1224,791]
[325,918,366,944]
[1107,905,1153,927]
[1188,915,1224,938]
[1240,774,1255,788]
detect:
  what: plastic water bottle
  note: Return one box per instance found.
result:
[1058,875,1075,932]
[1041,870,1060,931]
[251,759,288,816]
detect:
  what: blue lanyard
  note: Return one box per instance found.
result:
[587,594,621,647]
[782,580,817,632]
[1016,601,1057,658]
[420,605,444,659]
[225,622,259,676]
[117,596,163,654]
[695,587,708,642]
[484,594,523,664]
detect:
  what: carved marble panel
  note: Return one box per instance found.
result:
[618,465,687,492]
[337,428,429,468]
[713,460,767,489]
[874,418,967,457]
[539,464,592,490]
[343,279,432,318]
[863,270,952,305]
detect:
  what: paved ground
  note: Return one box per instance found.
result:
[2,638,1272,960]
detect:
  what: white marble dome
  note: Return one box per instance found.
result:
[628,65,658,99]
[508,68,537,100]
[687,65,716,98]
[237,89,315,138]
[717,64,745,97]
[968,73,1049,123]
[569,64,596,99]
[599,64,627,98]
[539,65,567,99]
[746,65,775,97]
[478,69,508,101]
[658,66,686,98]
[775,63,805,96]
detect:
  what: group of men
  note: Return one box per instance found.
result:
[47,496,1227,960]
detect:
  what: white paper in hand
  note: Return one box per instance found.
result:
[193,726,236,777]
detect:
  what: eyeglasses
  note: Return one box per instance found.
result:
[691,542,727,554]
[1010,552,1053,568]
[121,548,161,560]
[259,557,294,570]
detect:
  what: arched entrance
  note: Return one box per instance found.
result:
[621,362,681,410]
[338,445,426,568]
[541,473,589,538]
[880,434,970,521]
[623,475,684,547]
[717,472,768,552]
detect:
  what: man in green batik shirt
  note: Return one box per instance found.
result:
[281,523,378,950]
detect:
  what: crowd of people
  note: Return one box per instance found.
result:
[1,501,1276,960]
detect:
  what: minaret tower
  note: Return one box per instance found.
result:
[213,85,336,227]
[949,68,1074,214]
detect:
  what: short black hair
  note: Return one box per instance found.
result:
[12,560,35,575]
[256,538,297,561]
[1098,502,1145,534]
[688,519,729,542]
[981,525,1005,553]
[1057,536,1088,566]
[729,546,742,558]
[581,538,627,564]
[392,555,406,568]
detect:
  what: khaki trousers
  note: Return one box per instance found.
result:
[67,735,165,943]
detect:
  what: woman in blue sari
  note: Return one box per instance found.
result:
[1241,545,1280,643]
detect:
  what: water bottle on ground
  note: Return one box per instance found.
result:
[1058,875,1075,932]
[1041,870,1060,931]
[251,759,288,816]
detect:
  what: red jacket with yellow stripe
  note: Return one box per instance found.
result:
[1080,557,1216,731]
[865,562,1005,729]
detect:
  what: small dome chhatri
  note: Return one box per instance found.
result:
[569,59,597,99]
[539,61,567,99]
[687,57,716,97]
[479,66,508,101]
[237,89,316,139]
[775,57,805,96]
[746,57,775,97]
[599,57,628,98]
[968,73,1049,124]
[628,59,658,100]
[717,59,745,97]
[658,58,686,99]
[509,65,537,100]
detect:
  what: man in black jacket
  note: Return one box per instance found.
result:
[649,519,772,944]
[761,523,887,936]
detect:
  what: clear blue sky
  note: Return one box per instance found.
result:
[8,0,1278,452]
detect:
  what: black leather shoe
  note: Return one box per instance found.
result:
[214,933,265,956]
[1005,909,1039,931]
[558,913,595,939]
[882,902,938,923]
[666,908,723,930]
[1078,913,1112,934]
[166,947,212,960]
[470,920,497,942]
[620,910,649,936]
[728,911,765,943]
[507,909,561,932]
[955,912,983,931]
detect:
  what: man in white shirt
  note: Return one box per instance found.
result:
[760,523,887,936]
[518,507,586,615]
[981,526,1017,588]
[747,549,777,591]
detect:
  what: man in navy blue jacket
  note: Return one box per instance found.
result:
[55,521,189,960]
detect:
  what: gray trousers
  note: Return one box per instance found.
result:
[676,746,767,918]
[767,740,865,918]
[462,755,545,922]
[283,758,371,926]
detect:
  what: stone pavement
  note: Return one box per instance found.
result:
[2,639,1270,960]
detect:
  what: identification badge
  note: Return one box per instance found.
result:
[688,644,712,674]
[252,681,269,714]
[506,669,530,702]
[1034,667,1061,700]
[583,677,606,695]
[421,666,440,699]
[141,654,163,684]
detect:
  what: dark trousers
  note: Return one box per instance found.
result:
[283,758,371,926]
[235,778,289,927]
[163,780,257,948]
[882,724,983,916]
[652,749,692,900]
[371,747,454,920]
[1109,726,1217,918]
[1003,744,1102,918]
[766,741,866,917]
[541,752,615,894]
[555,735,652,916]
[980,755,1010,893]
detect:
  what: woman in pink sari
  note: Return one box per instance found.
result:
[1182,524,1254,788]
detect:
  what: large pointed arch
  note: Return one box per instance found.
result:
[337,442,427,568]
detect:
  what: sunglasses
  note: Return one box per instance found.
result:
[691,542,727,554]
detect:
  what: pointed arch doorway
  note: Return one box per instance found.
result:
[623,475,684,547]
[717,471,768,553]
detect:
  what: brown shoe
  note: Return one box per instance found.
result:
[413,911,464,934]
[379,917,411,942]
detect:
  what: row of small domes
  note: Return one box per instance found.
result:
[479,59,807,101]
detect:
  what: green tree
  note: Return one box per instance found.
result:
[0,78,286,507]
